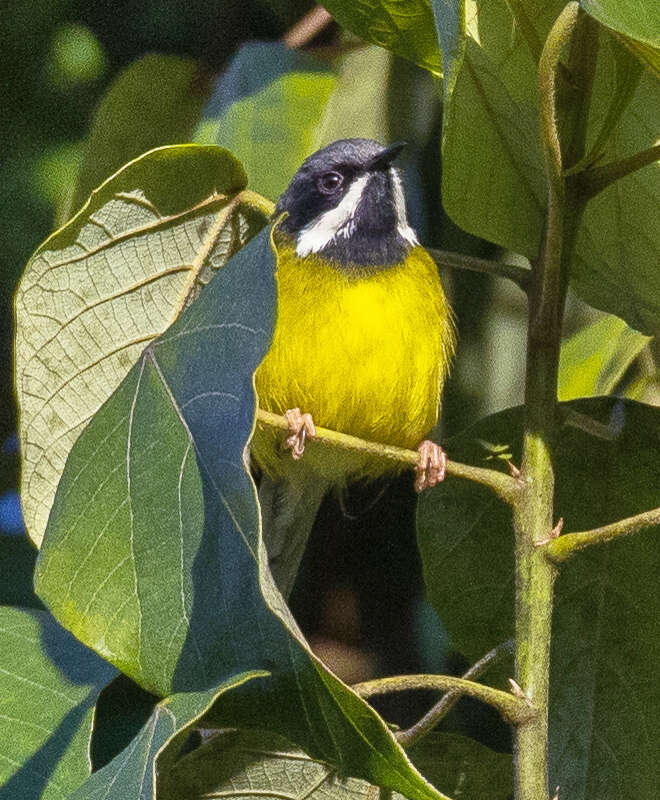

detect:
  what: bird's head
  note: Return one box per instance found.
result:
[275,138,418,270]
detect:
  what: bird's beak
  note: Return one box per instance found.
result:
[367,141,406,171]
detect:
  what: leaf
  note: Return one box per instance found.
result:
[558,313,651,401]
[67,55,211,221]
[34,227,443,799]
[160,729,512,800]
[71,674,265,800]
[0,607,116,799]
[15,144,270,547]
[321,0,444,76]
[572,59,660,335]
[417,398,660,797]
[580,0,660,77]
[195,41,336,202]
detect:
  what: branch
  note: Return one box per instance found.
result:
[427,247,531,292]
[396,640,515,748]
[352,672,534,725]
[544,507,660,563]
[256,409,521,504]
[282,6,333,49]
[574,143,660,200]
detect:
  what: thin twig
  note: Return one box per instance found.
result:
[352,673,534,725]
[283,6,333,49]
[256,409,522,504]
[543,507,660,563]
[573,143,660,200]
[427,247,531,292]
[396,640,515,748]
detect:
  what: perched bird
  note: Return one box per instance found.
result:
[252,138,455,596]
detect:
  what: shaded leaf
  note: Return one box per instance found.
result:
[67,55,211,220]
[34,227,443,799]
[417,398,660,798]
[15,144,270,547]
[558,313,651,400]
[195,41,336,201]
[71,674,265,800]
[160,728,512,800]
[580,0,660,77]
[0,607,116,799]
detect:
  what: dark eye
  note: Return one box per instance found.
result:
[317,171,344,194]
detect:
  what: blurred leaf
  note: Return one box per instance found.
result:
[558,313,652,400]
[48,23,108,89]
[71,674,265,800]
[68,55,211,218]
[0,607,116,799]
[160,729,512,800]
[196,41,336,201]
[314,45,391,147]
[34,227,443,798]
[15,144,270,547]
[417,398,660,798]
[580,0,660,77]
[322,0,443,76]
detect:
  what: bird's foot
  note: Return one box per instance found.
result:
[415,440,447,493]
[284,408,316,460]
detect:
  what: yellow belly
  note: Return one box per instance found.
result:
[253,239,455,482]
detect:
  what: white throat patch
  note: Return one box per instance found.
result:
[390,167,418,246]
[296,173,370,257]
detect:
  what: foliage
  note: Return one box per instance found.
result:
[5,1,660,800]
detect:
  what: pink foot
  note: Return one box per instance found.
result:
[284,408,316,460]
[415,440,447,493]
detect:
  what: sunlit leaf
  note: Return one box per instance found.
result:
[15,144,270,547]
[195,41,336,202]
[0,607,115,799]
[418,398,660,798]
[159,729,512,800]
[35,227,444,799]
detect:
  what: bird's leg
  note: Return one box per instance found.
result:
[415,440,447,492]
[284,408,316,460]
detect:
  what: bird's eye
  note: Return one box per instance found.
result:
[317,171,344,194]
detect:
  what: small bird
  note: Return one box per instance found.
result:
[252,138,455,596]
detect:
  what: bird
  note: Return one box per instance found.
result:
[251,138,455,597]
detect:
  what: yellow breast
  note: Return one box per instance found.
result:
[253,238,455,481]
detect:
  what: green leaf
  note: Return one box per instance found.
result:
[321,0,444,76]
[580,0,660,77]
[417,398,660,797]
[34,227,443,799]
[71,673,265,800]
[572,56,660,335]
[15,144,270,548]
[558,313,651,400]
[0,607,116,799]
[195,42,336,202]
[67,55,211,220]
[160,729,512,800]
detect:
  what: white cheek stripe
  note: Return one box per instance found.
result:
[296,174,370,257]
[390,167,419,246]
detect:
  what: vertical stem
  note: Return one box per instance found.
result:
[512,5,580,800]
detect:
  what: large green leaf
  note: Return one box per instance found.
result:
[34,227,444,799]
[67,55,211,220]
[15,144,270,547]
[160,729,512,800]
[195,42,336,202]
[558,313,651,400]
[0,607,116,799]
[580,0,660,77]
[71,674,265,800]
[417,398,660,798]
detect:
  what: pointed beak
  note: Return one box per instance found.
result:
[367,141,406,171]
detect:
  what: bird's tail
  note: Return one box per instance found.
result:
[258,471,330,600]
